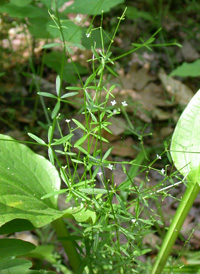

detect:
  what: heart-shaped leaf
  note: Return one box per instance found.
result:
[0,258,56,274]
[170,89,200,181]
[0,135,96,228]
[0,239,35,260]
[0,134,62,228]
[0,258,32,274]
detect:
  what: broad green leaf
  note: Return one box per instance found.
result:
[0,257,56,274]
[41,0,67,9]
[63,206,96,224]
[170,89,200,182]
[46,20,82,44]
[0,220,35,234]
[170,59,200,77]
[28,17,50,39]
[0,239,35,260]
[44,52,88,83]
[126,6,154,22]
[63,0,124,15]
[0,4,46,18]
[0,134,62,228]
[0,258,32,274]
[10,0,32,7]
[23,245,56,265]
[22,246,65,273]
[82,28,110,49]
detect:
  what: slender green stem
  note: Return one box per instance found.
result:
[151,182,200,274]
[52,217,81,272]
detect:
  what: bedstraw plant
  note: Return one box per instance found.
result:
[0,2,189,274]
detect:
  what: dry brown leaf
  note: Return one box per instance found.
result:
[117,63,156,90]
[158,68,194,105]
[181,41,200,62]
[111,137,136,157]
[152,108,173,121]
[2,25,43,69]
[107,117,127,136]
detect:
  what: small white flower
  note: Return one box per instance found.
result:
[121,101,128,106]
[108,164,113,170]
[161,168,165,175]
[86,33,91,38]
[113,109,118,114]
[156,154,162,159]
[65,119,71,123]
[111,100,117,106]
[131,219,136,223]
[75,14,82,23]
[97,172,103,177]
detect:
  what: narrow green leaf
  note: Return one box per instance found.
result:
[75,146,89,156]
[51,101,60,119]
[74,134,88,147]
[105,65,118,77]
[37,92,57,99]
[56,75,61,96]
[102,147,113,161]
[41,189,68,200]
[61,92,78,98]
[28,133,46,145]
[79,188,107,194]
[48,146,54,165]
[48,126,52,143]
[72,118,87,131]
[66,86,82,90]
[52,133,74,146]
[84,73,96,87]
[42,43,62,49]
[115,193,126,211]
[71,159,84,164]
[91,133,109,143]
